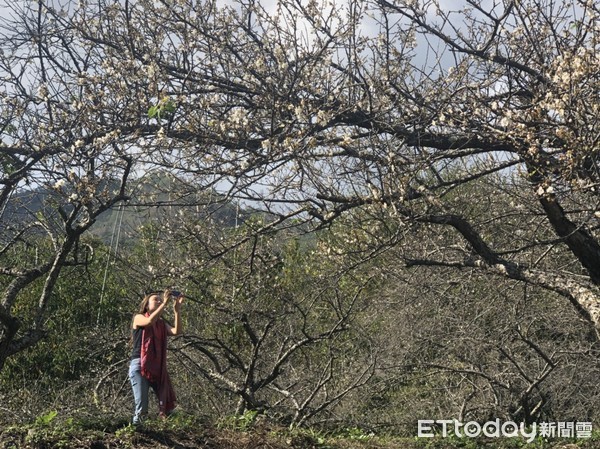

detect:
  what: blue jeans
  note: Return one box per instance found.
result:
[128,358,149,424]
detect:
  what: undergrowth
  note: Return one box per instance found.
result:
[1,410,599,449]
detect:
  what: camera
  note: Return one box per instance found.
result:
[170,290,182,297]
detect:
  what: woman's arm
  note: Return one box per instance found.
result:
[132,293,171,328]
[167,295,184,336]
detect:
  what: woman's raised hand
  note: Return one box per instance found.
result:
[173,294,184,312]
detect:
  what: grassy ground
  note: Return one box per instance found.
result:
[0,412,596,449]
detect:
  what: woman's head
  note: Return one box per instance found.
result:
[138,291,164,314]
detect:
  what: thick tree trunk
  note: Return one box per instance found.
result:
[538,195,600,284]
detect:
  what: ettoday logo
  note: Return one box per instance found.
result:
[417,419,592,443]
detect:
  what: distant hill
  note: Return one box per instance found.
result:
[1,176,246,245]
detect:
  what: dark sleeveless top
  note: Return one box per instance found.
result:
[131,327,143,359]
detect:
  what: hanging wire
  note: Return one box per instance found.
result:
[97,201,126,325]
[232,201,239,302]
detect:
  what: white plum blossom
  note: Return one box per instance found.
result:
[54,179,66,189]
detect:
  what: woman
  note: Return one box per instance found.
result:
[128,289,184,425]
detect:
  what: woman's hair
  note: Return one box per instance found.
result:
[137,294,152,315]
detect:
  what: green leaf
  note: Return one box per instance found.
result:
[148,105,159,118]
[161,99,176,114]
[34,410,58,427]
